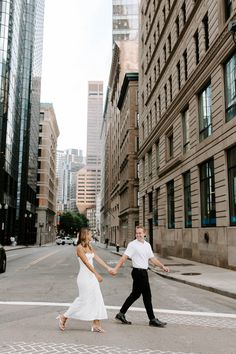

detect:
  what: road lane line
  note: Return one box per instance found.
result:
[29,250,61,265]
[0,301,236,318]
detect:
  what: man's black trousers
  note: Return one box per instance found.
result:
[120,268,155,320]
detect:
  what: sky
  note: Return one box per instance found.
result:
[40,0,112,154]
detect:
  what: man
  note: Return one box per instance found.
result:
[111,226,169,327]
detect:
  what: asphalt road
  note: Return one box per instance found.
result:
[0,244,236,354]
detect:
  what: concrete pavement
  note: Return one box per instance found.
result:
[5,243,236,300]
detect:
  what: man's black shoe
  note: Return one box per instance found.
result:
[115,312,132,324]
[149,318,167,327]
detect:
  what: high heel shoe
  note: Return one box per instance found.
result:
[91,326,105,333]
[56,314,66,331]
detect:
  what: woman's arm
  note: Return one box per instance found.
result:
[93,252,112,272]
[77,245,102,282]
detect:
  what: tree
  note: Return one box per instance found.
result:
[58,212,89,235]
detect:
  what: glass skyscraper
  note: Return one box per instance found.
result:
[0,0,45,245]
[112,0,139,43]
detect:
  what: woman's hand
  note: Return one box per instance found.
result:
[95,272,103,282]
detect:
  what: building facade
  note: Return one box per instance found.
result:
[36,103,59,245]
[56,149,84,212]
[0,0,45,245]
[112,0,139,42]
[78,82,103,226]
[101,41,138,246]
[117,73,139,246]
[139,0,236,269]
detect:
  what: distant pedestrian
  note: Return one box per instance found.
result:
[110,226,170,327]
[105,238,109,248]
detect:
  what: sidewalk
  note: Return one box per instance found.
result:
[99,243,236,300]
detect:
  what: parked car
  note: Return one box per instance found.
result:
[0,245,6,273]
[56,236,73,245]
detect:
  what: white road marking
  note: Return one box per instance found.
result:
[0,301,235,318]
[29,250,61,265]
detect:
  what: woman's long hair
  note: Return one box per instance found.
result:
[78,228,92,250]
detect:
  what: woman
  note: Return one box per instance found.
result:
[56,228,112,333]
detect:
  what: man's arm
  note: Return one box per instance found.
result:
[149,257,170,272]
[110,254,129,275]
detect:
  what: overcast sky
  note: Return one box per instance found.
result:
[40,0,112,154]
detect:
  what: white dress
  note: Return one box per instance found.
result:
[64,252,108,321]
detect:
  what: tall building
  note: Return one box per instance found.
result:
[86,81,103,169]
[0,0,45,245]
[112,0,139,43]
[36,103,59,245]
[100,41,139,246]
[139,0,236,269]
[56,149,84,212]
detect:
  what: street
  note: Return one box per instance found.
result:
[0,244,235,354]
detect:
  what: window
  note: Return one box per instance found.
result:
[183,49,188,81]
[168,34,172,54]
[142,196,145,225]
[157,58,160,74]
[182,107,190,152]
[175,16,180,38]
[163,44,167,63]
[225,0,232,21]
[167,180,175,228]
[177,61,181,90]
[200,159,216,227]
[158,94,161,119]
[228,146,236,226]
[167,130,174,159]
[202,13,209,51]
[169,76,172,102]
[142,157,145,181]
[148,192,153,212]
[148,150,152,178]
[181,1,186,25]
[194,30,200,64]
[199,84,212,141]
[164,84,167,109]
[163,6,166,22]
[183,171,192,228]
[154,188,160,226]
[224,53,236,122]
[156,141,160,171]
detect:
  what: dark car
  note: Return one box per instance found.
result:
[0,245,6,273]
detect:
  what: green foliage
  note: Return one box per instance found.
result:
[58,211,89,235]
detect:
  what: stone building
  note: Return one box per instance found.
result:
[37,104,59,245]
[101,41,138,246]
[139,0,236,268]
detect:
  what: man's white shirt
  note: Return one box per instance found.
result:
[124,239,154,269]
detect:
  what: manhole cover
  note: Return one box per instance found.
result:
[181,272,201,276]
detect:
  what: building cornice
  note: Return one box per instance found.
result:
[117,72,139,110]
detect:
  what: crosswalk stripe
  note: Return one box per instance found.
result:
[0,301,235,318]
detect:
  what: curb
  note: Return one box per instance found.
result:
[150,268,236,300]
[111,250,236,300]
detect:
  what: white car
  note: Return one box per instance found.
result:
[56,236,73,245]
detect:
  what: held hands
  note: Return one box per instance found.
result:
[108,267,117,276]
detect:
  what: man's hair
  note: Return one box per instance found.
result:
[135,225,145,232]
